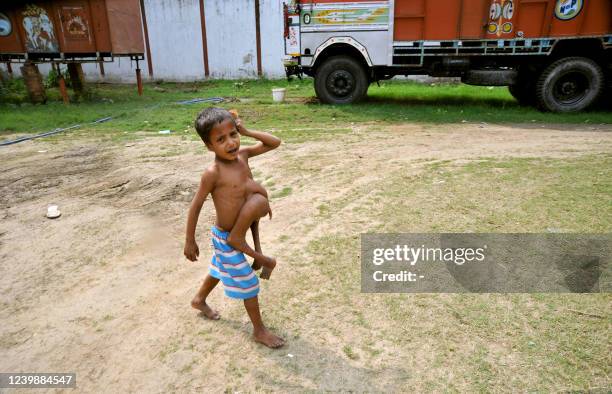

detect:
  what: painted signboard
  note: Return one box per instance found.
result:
[555,0,583,20]
[300,1,389,31]
[21,4,59,52]
[487,0,515,37]
[57,2,96,52]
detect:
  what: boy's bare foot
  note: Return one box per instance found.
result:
[251,259,263,271]
[259,257,276,280]
[253,328,285,348]
[191,298,220,320]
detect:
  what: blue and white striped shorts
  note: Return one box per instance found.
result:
[208,225,260,300]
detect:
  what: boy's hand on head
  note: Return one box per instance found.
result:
[235,118,249,136]
[229,109,248,135]
[184,240,200,262]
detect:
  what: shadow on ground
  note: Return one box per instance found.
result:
[210,316,407,391]
[364,94,515,107]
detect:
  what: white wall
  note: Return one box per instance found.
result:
[96,0,288,81]
[82,56,148,83]
[259,0,286,79]
[143,0,203,81]
[204,0,258,79]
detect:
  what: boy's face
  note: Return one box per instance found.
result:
[206,118,240,160]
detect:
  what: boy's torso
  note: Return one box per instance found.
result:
[210,155,257,231]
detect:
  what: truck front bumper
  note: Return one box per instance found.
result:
[283,56,303,79]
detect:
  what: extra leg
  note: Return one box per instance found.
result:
[250,220,263,271]
[227,193,276,279]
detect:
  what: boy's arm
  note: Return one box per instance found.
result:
[236,118,281,158]
[184,167,217,262]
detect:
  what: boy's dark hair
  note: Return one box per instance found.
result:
[194,107,233,144]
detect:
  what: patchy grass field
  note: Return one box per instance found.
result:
[2,78,612,141]
[0,81,611,392]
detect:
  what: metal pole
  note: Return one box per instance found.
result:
[199,0,210,77]
[136,59,143,96]
[255,0,262,77]
[139,0,154,77]
[57,63,70,104]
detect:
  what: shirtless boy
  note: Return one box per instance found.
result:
[184,107,284,348]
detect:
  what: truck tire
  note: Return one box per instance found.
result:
[508,67,536,106]
[314,55,369,104]
[508,82,535,106]
[535,57,604,112]
[601,65,612,110]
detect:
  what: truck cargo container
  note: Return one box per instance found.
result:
[0,1,145,101]
[0,0,144,62]
[283,0,612,112]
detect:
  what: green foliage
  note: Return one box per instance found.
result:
[44,67,71,88]
[0,77,27,104]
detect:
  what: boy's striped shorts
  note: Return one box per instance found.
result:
[208,225,259,300]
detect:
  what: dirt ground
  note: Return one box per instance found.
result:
[1,122,611,392]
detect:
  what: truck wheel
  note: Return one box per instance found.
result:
[601,65,612,110]
[508,66,537,106]
[508,82,535,106]
[314,55,368,104]
[535,57,604,112]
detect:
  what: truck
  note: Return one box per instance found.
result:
[283,0,612,112]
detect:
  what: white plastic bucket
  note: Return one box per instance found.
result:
[272,88,286,102]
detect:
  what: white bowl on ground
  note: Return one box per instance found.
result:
[46,204,61,219]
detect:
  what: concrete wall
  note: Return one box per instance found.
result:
[204,0,258,79]
[139,0,202,81]
[259,0,286,79]
[106,0,288,81]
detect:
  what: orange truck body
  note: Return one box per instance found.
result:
[393,0,611,41]
[298,0,611,40]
